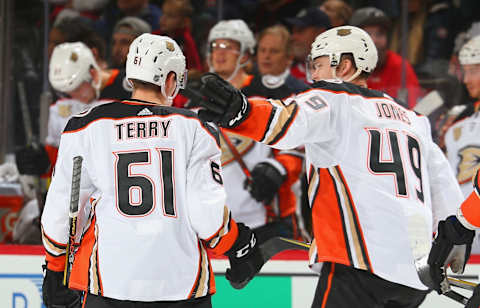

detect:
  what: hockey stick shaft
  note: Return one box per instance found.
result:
[218,129,252,182]
[261,237,474,305]
[63,156,83,286]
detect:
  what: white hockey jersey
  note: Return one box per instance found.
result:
[41,99,237,301]
[229,80,461,290]
[444,106,480,197]
[46,98,112,147]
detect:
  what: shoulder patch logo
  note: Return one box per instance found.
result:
[138,108,153,116]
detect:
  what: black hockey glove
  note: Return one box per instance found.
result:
[225,223,264,289]
[428,215,475,293]
[15,144,50,175]
[246,162,286,204]
[198,73,250,128]
[42,264,82,308]
[466,283,480,308]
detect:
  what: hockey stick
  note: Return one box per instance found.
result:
[261,237,474,305]
[63,156,83,286]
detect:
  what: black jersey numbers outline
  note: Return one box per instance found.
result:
[366,128,424,203]
[210,161,223,185]
[114,149,176,217]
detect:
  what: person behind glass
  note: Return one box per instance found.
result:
[285,7,332,83]
[319,0,353,27]
[110,16,151,69]
[349,6,421,109]
[206,20,292,243]
[40,33,263,308]
[242,24,310,240]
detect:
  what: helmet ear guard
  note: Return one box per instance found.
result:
[308,26,378,82]
[126,33,187,103]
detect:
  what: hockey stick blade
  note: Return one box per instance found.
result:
[63,156,83,286]
[259,237,310,263]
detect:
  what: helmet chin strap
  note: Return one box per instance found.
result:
[331,65,362,82]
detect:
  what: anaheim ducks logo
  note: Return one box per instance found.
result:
[166,41,175,52]
[220,132,255,166]
[457,145,480,184]
[58,104,72,118]
[70,52,78,62]
[337,28,351,36]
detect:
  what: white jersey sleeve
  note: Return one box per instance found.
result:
[186,123,230,241]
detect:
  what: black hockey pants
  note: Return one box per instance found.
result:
[312,262,429,308]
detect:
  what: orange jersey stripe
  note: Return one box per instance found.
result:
[312,168,353,266]
[69,215,99,292]
[460,170,480,228]
[274,152,303,217]
[226,99,276,142]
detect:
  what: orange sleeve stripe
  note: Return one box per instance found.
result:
[44,144,59,177]
[226,99,276,142]
[460,190,480,228]
[45,252,66,271]
[275,153,303,217]
[207,219,239,256]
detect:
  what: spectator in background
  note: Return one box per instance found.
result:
[250,0,310,33]
[110,16,151,68]
[350,7,421,109]
[285,7,331,83]
[49,0,109,23]
[242,24,309,240]
[95,0,161,46]
[319,0,353,27]
[156,0,203,72]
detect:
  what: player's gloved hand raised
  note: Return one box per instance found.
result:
[225,223,264,289]
[246,162,286,203]
[15,144,50,175]
[198,73,250,128]
[42,264,82,308]
[428,215,475,293]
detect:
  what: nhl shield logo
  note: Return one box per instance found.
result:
[166,41,175,52]
[58,105,72,118]
[453,126,462,141]
[337,28,351,36]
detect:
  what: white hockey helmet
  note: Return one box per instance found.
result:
[459,35,480,65]
[208,19,256,55]
[126,33,186,103]
[49,42,101,95]
[309,26,378,81]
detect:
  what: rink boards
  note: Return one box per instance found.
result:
[0,245,477,308]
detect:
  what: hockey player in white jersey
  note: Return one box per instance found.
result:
[444,35,480,197]
[206,19,302,242]
[16,42,112,178]
[197,26,463,307]
[41,34,263,308]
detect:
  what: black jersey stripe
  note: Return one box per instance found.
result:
[333,166,372,272]
[63,100,200,133]
[267,103,299,146]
